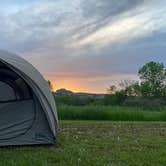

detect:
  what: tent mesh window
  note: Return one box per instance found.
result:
[0,66,32,102]
[0,63,35,140]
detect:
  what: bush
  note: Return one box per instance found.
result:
[123,97,166,110]
[55,95,95,106]
[103,91,126,105]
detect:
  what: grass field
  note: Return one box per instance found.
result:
[0,121,166,166]
[58,105,166,121]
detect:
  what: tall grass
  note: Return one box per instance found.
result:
[57,106,166,121]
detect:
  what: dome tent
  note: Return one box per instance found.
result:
[0,51,58,146]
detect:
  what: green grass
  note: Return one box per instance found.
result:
[58,105,166,121]
[0,121,166,166]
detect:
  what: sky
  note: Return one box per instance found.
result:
[0,0,166,93]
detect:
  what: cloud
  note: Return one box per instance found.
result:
[0,0,166,92]
[81,0,144,19]
[0,0,83,52]
[70,0,166,49]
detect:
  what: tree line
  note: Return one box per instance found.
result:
[50,61,166,109]
[104,61,166,109]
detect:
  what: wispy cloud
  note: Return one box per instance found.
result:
[0,0,166,92]
[71,1,166,49]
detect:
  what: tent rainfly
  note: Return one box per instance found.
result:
[0,51,58,146]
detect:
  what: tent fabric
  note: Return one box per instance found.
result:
[0,51,58,145]
[0,81,16,101]
[0,98,54,145]
[0,100,35,140]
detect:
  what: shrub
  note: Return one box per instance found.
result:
[123,97,166,110]
[104,91,126,105]
[55,95,95,106]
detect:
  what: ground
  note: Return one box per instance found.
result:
[0,121,166,166]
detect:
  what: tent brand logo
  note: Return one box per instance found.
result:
[35,132,49,141]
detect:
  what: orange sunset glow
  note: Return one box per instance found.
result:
[44,72,138,94]
[3,0,166,94]
[52,80,84,93]
[48,78,105,93]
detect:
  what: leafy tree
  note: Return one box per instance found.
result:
[48,80,53,91]
[104,90,126,105]
[125,81,141,96]
[119,80,141,96]
[138,61,166,97]
[108,85,117,94]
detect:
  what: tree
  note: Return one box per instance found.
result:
[48,80,53,91]
[125,81,141,96]
[104,90,127,105]
[119,80,141,96]
[108,85,117,94]
[138,61,166,97]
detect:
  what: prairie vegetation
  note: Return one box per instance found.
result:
[55,61,166,122]
[1,121,166,166]
[58,105,166,121]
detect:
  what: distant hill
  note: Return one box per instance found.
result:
[55,88,73,96]
[54,88,105,99]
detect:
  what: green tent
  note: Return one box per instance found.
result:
[0,51,58,146]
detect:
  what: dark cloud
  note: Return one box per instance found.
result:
[42,30,166,78]
[0,0,166,92]
[81,0,144,19]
